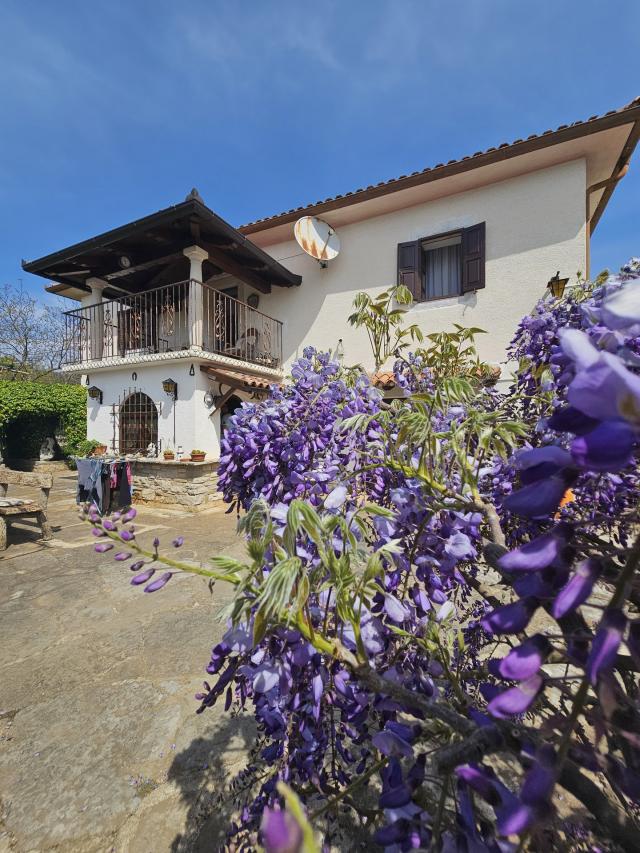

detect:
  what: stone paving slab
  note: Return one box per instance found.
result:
[0,473,247,851]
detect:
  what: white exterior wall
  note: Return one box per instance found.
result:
[255,159,587,372]
[85,361,222,458]
[78,158,587,465]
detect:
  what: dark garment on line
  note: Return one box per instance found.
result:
[76,458,132,514]
[76,458,105,512]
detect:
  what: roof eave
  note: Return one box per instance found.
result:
[239,99,640,236]
[23,197,302,290]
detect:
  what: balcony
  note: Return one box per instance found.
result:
[62,280,283,371]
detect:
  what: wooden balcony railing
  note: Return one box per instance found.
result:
[62,280,283,370]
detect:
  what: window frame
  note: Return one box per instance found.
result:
[397,222,486,304]
[419,229,463,303]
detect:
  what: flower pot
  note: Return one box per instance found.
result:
[163,453,175,461]
[190,453,206,462]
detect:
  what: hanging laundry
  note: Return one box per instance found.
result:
[76,459,133,514]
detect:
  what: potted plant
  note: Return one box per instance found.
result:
[77,439,107,457]
[163,448,175,461]
[190,448,206,462]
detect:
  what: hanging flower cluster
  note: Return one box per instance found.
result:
[217,347,382,512]
[85,259,640,852]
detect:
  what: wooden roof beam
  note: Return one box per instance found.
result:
[103,251,184,281]
[198,240,272,294]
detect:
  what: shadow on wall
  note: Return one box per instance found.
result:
[168,712,257,852]
[258,161,586,365]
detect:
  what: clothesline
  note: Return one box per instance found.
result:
[76,458,132,515]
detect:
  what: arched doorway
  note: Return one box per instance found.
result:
[221,395,242,434]
[119,392,158,455]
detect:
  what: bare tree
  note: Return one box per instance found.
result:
[0,284,72,380]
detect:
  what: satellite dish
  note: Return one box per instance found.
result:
[294,216,340,267]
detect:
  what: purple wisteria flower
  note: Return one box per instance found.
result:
[488,674,544,719]
[372,722,415,758]
[497,635,550,681]
[570,419,635,471]
[144,571,172,593]
[481,597,537,635]
[552,558,601,619]
[324,484,348,510]
[260,807,302,853]
[498,526,571,572]
[586,609,626,685]
[497,745,556,835]
[131,568,155,585]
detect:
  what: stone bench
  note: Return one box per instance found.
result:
[0,468,53,550]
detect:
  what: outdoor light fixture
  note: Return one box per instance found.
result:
[87,386,103,403]
[547,271,569,299]
[203,390,215,408]
[162,378,178,400]
[335,338,345,362]
[189,363,195,376]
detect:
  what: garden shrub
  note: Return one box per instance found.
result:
[0,380,86,460]
[89,259,640,852]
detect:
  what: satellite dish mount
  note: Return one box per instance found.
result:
[294,216,341,269]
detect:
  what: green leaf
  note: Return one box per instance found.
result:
[209,556,249,575]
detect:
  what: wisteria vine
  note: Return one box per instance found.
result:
[86,260,640,852]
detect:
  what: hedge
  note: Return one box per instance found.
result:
[0,381,87,459]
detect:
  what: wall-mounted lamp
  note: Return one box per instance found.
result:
[84,375,90,386]
[162,377,178,400]
[87,386,103,404]
[189,363,195,376]
[204,390,215,408]
[547,271,569,299]
[334,338,345,362]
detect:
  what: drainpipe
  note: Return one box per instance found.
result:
[585,163,629,278]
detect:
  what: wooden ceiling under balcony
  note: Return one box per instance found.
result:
[22,190,302,300]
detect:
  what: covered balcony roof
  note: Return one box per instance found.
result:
[22,189,302,300]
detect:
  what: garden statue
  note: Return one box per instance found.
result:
[39,437,56,461]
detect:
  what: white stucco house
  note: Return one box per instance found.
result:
[22,97,640,506]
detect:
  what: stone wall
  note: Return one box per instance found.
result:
[130,459,222,511]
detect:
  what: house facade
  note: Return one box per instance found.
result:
[23,98,640,507]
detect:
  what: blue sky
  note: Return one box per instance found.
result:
[1,0,638,300]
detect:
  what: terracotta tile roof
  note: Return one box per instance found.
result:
[239,98,640,233]
[370,370,396,391]
[202,366,280,391]
[371,364,503,391]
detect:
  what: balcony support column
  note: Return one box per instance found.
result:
[85,277,108,361]
[183,246,208,350]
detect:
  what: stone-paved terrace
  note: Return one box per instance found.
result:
[0,470,251,852]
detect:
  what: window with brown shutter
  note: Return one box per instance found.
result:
[397,222,486,302]
[397,240,423,301]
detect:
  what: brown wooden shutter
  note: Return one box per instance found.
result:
[397,240,423,301]
[461,222,486,293]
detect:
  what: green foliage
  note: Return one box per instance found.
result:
[417,324,491,383]
[76,438,103,457]
[347,284,423,369]
[0,380,86,459]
